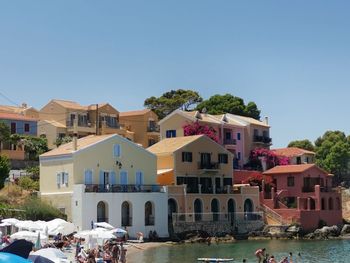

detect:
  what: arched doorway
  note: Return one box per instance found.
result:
[121,201,132,226]
[194,199,203,222]
[168,198,178,223]
[244,199,253,220]
[211,198,219,221]
[145,201,155,226]
[227,199,236,226]
[321,198,326,210]
[97,201,108,222]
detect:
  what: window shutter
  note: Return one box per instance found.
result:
[57,173,61,188]
[120,171,127,185]
[114,144,121,157]
[84,170,89,185]
[110,171,116,185]
[99,171,104,185]
[64,173,69,186]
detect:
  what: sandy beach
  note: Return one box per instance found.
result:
[126,241,167,261]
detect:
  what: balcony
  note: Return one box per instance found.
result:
[172,212,263,224]
[302,186,315,193]
[147,125,160,132]
[85,184,164,193]
[253,135,272,144]
[198,162,219,170]
[66,120,94,128]
[223,138,237,145]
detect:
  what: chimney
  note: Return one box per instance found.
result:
[22,103,27,108]
[264,116,269,125]
[73,114,78,151]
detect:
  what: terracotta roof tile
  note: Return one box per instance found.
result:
[272,147,315,157]
[147,135,203,154]
[52,99,87,110]
[0,112,37,122]
[263,164,317,175]
[119,109,151,117]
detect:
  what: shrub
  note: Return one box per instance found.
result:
[20,197,67,221]
[18,176,39,191]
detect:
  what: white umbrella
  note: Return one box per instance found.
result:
[15,221,42,231]
[46,219,75,236]
[1,218,20,226]
[0,222,12,227]
[11,231,48,244]
[93,222,114,230]
[111,228,127,235]
[31,248,67,262]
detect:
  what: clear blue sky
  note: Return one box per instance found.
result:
[1,1,350,148]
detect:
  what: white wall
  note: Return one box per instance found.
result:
[72,185,169,238]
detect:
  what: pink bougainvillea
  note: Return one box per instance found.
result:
[183,121,219,142]
[247,148,290,171]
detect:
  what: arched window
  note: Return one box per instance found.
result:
[168,198,178,223]
[145,201,155,226]
[194,199,203,222]
[97,201,108,222]
[227,199,236,225]
[321,198,326,210]
[328,197,334,210]
[244,199,253,220]
[121,201,132,226]
[211,198,219,221]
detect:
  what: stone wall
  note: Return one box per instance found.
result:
[10,159,38,169]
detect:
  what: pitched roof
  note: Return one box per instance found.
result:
[51,99,87,110]
[0,112,37,122]
[226,113,269,127]
[263,164,324,175]
[0,105,38,114]
[272,147,315,157]
[40,134,115,157]
[119,109,151,117]
[147,135,203,154]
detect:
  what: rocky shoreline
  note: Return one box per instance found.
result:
[173,224,350,244]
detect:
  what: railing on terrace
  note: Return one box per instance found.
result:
[66,120,94,128]
[172,212,263,224]
[260,204,284,225]
[147,126,160,132]
[302,186,315,193]
[223,138,237,145]
[198,162,219,170]
[253,136,272,144]
[85,184,164,193]
[185,184,241,194]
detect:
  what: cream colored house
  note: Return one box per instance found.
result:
[119,109,160,148]
[147,135,262,234]
[39,99,134,149]
[39,134,168,237]
[158,109,271,167]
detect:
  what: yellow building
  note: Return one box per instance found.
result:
[119,109,160,148]
[147,135,262,234]
[39,99,134,149]
[39,134,168,237]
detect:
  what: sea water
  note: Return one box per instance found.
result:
[128,239,350,262]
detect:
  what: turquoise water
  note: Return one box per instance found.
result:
[128,239,350,262]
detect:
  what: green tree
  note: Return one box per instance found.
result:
[196,94,261,120]
[144,89,203,119]
[54,136,73,148]
[26,166,40,181]
[21,135,49,160]
[288,139,315,151]
[0,121,10,144]
[0,155,10,189]
[314,131,350,183]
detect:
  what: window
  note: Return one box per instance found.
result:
[253,129,258,137]
[24,123,30,132]
[225,132,231,140]
[306,157,309,163]
[11,123,16,134]
[237,133,241,140]
[57,172,68,188]
[166,130,176,138]
[237,152,241,160]
[84,170,93,184]
[182,152,193,162]
[296,157,301,164]
[218,153,228,164]
[148,139,157,146]
[263,130,268,137]
[287,176,295,187]
[113,144,121,157]
[136,171,144,186]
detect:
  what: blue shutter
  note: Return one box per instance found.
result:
[110,171,116,185]
[237,133,241,140]
[99,171,104,185]
[89,170,93,184]
[120,171,127,185]
[84,170,89,184]
[113,144,121,157]
[136,171,144,185]
[56,173,61,188]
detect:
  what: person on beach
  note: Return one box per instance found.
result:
[268,255,277,263]
[279,257,289,263]
[112,244,120,263]
[255,248,266,263]
[289,252,293,263]
[119,242,127,263]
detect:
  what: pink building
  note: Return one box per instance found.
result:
[262,164,342,231]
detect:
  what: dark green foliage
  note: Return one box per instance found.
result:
[18,176,39,191]
[26,166,40,180]
[54,136,73,148]
[20,135,48,160]
[288,139,315,151]
[0,155,10,189]
[196,94,261,120]
[0,121,10,143]
[20,197,67,221]
[144,89,203,119]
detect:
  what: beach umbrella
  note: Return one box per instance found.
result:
[0,239,33,259]
[0,222,12,227]
[93,222,114,230]
[1,218,20,226]
[28,255,54,263]
[15,221,42,232]
[0,252,31,263]
[34,232,41,250]
[45,219,75,236]
[31,248,67,262]
[111,228,127,237]
[11,231,47,244]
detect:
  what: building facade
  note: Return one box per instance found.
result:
[39,134,168,238]
[119,109,160,148]
[262,164,342,231]
[147,135,262,234]
[272,147,315,165]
